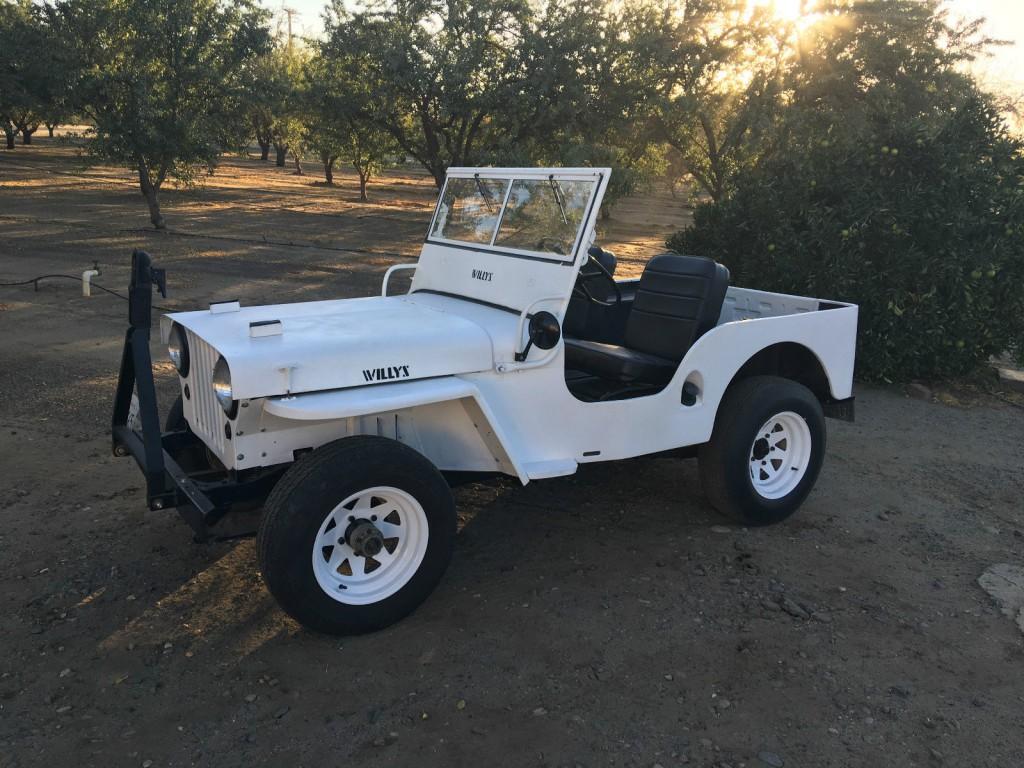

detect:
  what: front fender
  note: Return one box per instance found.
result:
[263,377,528,483]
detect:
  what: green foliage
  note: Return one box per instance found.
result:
[323,0,534,188]
[57,0,269,226]
[670,95,1024,381]
[0,0,69,145]
[266,45,310,167]
[560,142,666,219]
[643,0,788,202]
[321,0,660,189]
[669,0,1024,382]
[241,46,301,160]
[304,44,397,198]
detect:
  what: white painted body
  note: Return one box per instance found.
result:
[160,167,858,483]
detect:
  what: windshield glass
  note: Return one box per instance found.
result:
[430,176,510,244]
[428,173,596,259]
[495,178,594,256]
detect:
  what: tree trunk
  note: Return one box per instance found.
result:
[46,123,56,138]
[322,154,335,185]
[274,143,287,167]
[2,123,14,149]
[21,128,35,145]
[259,139,270,161]
[137,158,166,230]
[358,169,369,202]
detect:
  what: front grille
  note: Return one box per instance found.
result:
[184,330,227,459]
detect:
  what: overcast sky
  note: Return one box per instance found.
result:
[263,0,1024,94]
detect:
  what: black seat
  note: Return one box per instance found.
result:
[565,253,730,385]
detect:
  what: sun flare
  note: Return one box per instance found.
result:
[749,0,820,32]
[770,0,805,21]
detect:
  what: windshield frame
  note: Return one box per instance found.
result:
[425,168,604,266]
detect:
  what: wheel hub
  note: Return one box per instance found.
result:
[751,437,771,461]
[346,519,384,557]
[311,486,430,606]
[748,411,812,500]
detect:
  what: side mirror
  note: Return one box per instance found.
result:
[515,310,561,361]
[529,311,561,350]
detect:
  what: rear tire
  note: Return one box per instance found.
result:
[257,436,456,635]
[699,376,826,526]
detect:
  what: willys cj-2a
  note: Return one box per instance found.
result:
[112,167,857,634]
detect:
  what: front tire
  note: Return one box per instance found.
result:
[257,436,456,635]
[699,376,826,526]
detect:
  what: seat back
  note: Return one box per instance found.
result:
[623,253,730,362]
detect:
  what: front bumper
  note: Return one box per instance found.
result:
[110,251,280,539]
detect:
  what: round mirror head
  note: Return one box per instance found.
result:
[528,311,561,350]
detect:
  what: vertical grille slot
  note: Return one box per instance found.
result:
[184,330,226,458]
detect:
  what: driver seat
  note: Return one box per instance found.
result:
[564,253,730,385]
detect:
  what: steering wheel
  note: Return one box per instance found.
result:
[536,236,566,255]
[572,248,621,307]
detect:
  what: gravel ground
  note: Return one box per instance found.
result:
[2,144,1023,768]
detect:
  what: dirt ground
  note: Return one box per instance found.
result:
[2,141,1023,768]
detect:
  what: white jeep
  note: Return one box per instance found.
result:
[113,167,858,634]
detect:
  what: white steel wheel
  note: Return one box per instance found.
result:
[259,436,456,635]
[311,486,429,606]
[748,411,813,500]
[699,376,826,526]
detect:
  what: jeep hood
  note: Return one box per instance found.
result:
[162,295,494,400]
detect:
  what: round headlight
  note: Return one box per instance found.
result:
[167,323,190,377]
[212,356,236,416]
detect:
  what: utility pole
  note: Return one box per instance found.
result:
[282,6,298,52]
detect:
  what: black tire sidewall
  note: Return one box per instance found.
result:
[258,438,456,635]
[717,381,826,525]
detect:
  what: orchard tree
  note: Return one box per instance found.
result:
[345,127,395,201]
[321,0,660,189]
[639,0,787,202]
[242,50,294,161]
[263,44,309,169]
[0,0,60,147]
[500,0,669,216]
[0,1,19,148]
[305,49,397,199]
[323,0,534,188]
[304,55,347,185]
[59,0,269,228]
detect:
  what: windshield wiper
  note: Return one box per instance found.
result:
[474,174,497,213]
[548,175,569,226]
